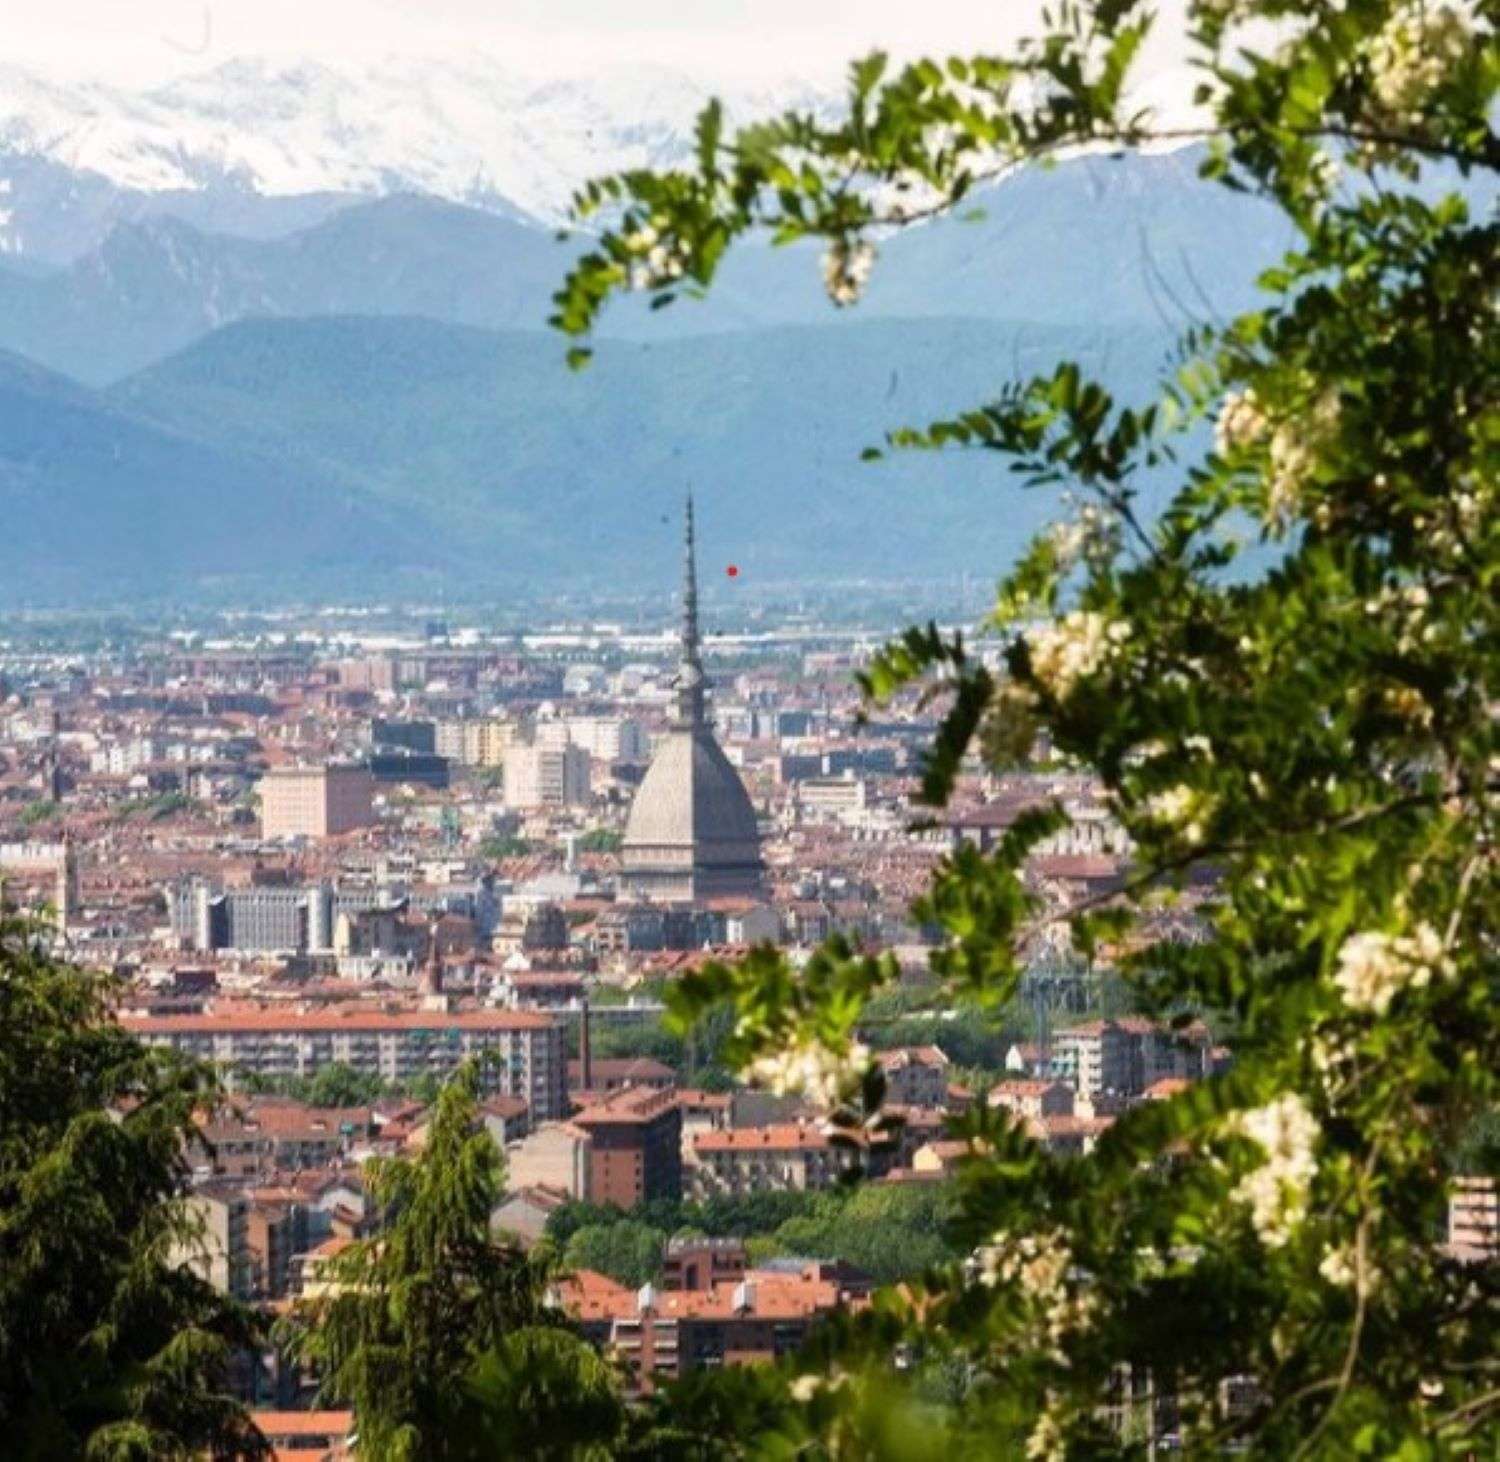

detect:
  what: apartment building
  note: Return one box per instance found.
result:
[249,1412,355,1458]
[1449,1175,1498,1258]
[122,1007,567,1119]
[692,1122,863,1197]
[505,1122,594,1200]
[1051,1018,1212,1101]
[563,715,649,764]
[877,1046,951,1107]
[259,764,375,840]
[434,717,524,769]
[195,1099,376,1177]
[572,1084,684,1207]
[169,879,337,954]
[504,742,591,809]
[988,1079,1076,1122]
[175,1184,252,1301]
[563,1261,864,1391]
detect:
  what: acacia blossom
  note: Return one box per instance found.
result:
[748,1033,870,1109]
[976,1229,1095,1350]
[1141,783,1211,845]
[1026,1406,1067,1462]
[821,238,876,306]
[1266,391,1340,526]
[1367,5,1472,123]
[1025,611,1130,698]
[1228,1093,1320,1247]
[1214,388,1268,455]
[1333,923,1452,1015]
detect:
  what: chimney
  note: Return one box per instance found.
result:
[579,996,593,1094]
[731,1279,755,1315]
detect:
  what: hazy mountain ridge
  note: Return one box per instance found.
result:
[0,58,1289,602]
[0,345,454,601]
[0,150,1289,385]
[106,312,1182,591]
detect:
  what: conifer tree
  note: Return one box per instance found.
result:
[0,917,266,1459]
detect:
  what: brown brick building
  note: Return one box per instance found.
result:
[571,1084,683,1207]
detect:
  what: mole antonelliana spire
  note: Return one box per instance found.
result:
[619,496,764,903]
[675,491,706,729]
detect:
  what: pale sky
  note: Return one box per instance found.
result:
[9,0,1196,93]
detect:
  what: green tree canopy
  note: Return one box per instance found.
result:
[563,1220,668,1290]
[554,0,1499,1453]
[282,1062,616,1460]
[0,918,265,1459]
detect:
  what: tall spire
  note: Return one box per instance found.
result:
[675,493,706,728]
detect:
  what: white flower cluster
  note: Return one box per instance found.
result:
[620,220,691,292]
[748,1033,870,1109]
[1025,611,1130,698]
[1141,783,1211,845]
[1333,923,1452,1015]
[1026,1406,1067,1462]
[789,1370,849,1403]
[821,238,877,306]
[1047,501,1117,570]
[1267,391,1340,527]
[976,1229,1094,1348]
[1228,1093,1320,1248]
[1318,1244,1356,1288]
[1367,5,1471,124]
[1417,478,1487,559]
[1363,581,1441,656]
[1214,388,1268,456]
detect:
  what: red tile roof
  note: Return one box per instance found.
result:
[695,1122,840,1154]
[121,1006,556,1034]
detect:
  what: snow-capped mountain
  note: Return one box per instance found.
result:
[0,56,827,262]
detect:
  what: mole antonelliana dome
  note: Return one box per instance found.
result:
[620,498,764,903]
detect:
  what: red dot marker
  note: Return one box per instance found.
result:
[725,564,740,578]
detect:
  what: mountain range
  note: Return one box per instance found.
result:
[0,312,1187,603]
[0,58,823,263]
[0,57,1296,603]
[0,345,447,601]
[0,146,1290,386]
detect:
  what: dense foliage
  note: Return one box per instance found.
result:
[0,919,265,1459]
[281,1061,621,1460]
[546,1185,961,1288]
[237,1061,443,1107]
[556,0,1499,1454]
[564,1220,670,1289]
